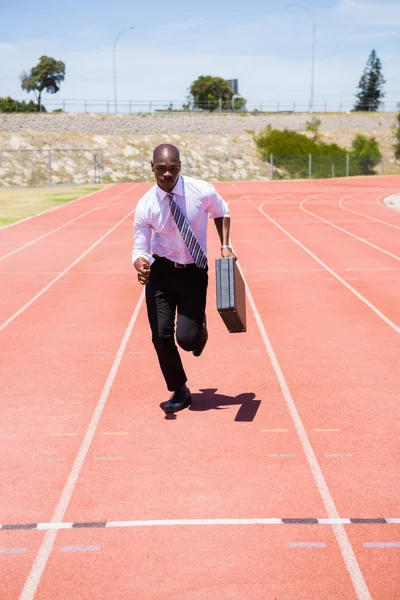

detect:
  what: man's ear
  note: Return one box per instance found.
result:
[151,162,154,172]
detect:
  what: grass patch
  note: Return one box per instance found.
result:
[0,184,106,227]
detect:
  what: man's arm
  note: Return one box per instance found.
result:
[132,203,153,285]
[207,184,236,260]
[213,216,236,259]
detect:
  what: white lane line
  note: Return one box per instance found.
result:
[363,542,400,548]
[3,517,400,531]
[378,195,400,213]
[230,193,373,600]
[241,191,399,335]
[300,196,400,262]
[62,546,100,552]
[18,289,145,600]
[338,194,400,231]
[0,548,28,554]
[289,542,327,548]
[0,185,115,232]
[0,185,136,262]
[0,203,138,333]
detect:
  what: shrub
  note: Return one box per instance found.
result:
[350,134,381,174]
[0,96,45,113]
[254,127,381,179]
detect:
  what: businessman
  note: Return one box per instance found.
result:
[132,144,235,412]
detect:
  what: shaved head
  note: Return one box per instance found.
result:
[153,144,180,163]
[151,144,181,193]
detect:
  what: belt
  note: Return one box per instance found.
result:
[153,255,196,269]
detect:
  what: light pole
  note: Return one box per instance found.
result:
[287,4,316,113]
[113,26,134,113]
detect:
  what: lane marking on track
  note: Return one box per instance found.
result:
[2,518,400,532]
[314,429,341,432]
[102,432,130,436]
[0,188,138,333]
[268,454,296,458]
[289,542,327,548]
[324,454,352,458]
[363,542,400,548]
[62,546,100,552]
[300,195,400,262]
[238,188,400,336]
[18,288,145,600]
[0,184,134,262]
[0,185,115,232]
[378,195,400,213]
[51,434,77,437]
[0,548,28,554]
[94,456,124,461]
[337,192,400,231]
[229,221,373,600]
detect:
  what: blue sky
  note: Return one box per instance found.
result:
[1,0,400,109]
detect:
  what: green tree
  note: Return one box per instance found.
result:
[20,56,65,112]
[393,110,400,161]
[350,133,381,174]
[189,76,246,111]
[354,50,385,112]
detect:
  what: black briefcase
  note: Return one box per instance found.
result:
[215,257,246,333]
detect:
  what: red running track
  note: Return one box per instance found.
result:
[1,177,399,600]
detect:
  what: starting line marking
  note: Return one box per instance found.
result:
[2,518,399,532]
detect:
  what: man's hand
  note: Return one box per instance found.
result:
[221,247,237,261]
[134,257,151,285]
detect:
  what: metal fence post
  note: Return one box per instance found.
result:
[332,163,335,178]
[219,97,222,112]
[141,152,144,182]
[229,155,232,180]
[48,150,52,186]
[270,154,274,180]
[309,154,312,179]
[381,155,385,175]
[346,154,350,177]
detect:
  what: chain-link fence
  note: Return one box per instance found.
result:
[1,149,399,187]
[0,149,104,187]
[3,98,400,114]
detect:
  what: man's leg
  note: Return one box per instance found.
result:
[176,266,208,353]
[145,262,187,392]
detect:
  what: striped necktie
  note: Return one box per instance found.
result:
[167,192,207,269]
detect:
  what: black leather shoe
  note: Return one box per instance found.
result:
[193,316,208,357]
[165,384,192,413]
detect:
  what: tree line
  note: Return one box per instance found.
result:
[0,49,391,114]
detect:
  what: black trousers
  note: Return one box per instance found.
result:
[145,257,208,391]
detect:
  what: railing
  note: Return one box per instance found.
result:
[1,150,398,187]
[1,99,400,115]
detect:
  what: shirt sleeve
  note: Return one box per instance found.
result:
[206,183,230,219]
[131,199,155,266]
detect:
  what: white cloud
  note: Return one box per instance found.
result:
[336,0,400,25]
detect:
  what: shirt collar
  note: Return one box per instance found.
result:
[157,175,183,201]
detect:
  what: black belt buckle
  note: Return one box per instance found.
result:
[174,261,186,269]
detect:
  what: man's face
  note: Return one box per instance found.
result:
[151,157,181,192]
